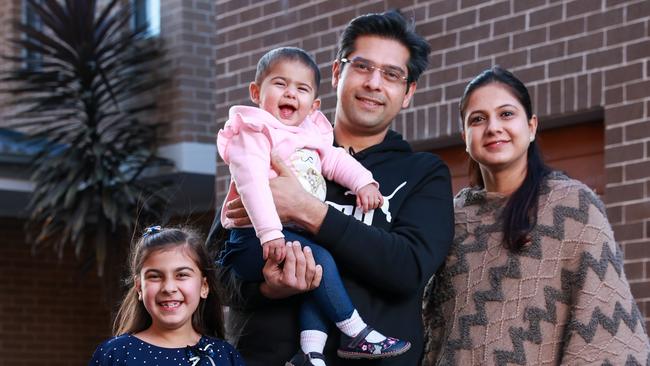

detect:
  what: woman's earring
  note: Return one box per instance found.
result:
[465,145,470,152]
[138,292,142,301]
[530,135,535,142]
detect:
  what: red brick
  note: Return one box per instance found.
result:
[625,161,650,181]
[445,9,476,32]
[625,201,650,222]
[625,261,645,281]
[568,32,604,54]
[479,1,511,22]
[605,86,624,105]
[420,19,444,37]
[430,53,443,69]
[566,0,599,17]
[529,4,563,27]
[217,13,242,29]
[461,59,493,79]
[630,280,650,299]
[261,2,281,15]
[550,80,562,115]
[590,71,603,107]
[461,0,484,7]
[587,8,623,31]
[607,205,623,224]
[413,88,443,106]
[536,82,550,116]
[563,77,576,112]
[627,40,650,62]
[577,75,589,110]
[445,45,475,66]
[513,65,544,84]
[531,42,565,63]
[605,143,645,165]
[438,103,449,135]
[494,14,526,35]
[605,102,645,125]
[550,18,586,41]
[586,47,623,69]
[429,33,457,51]
[605,63,643,87]
[614,222,645,241]
[626,120,650,142]
[319,31,337,48]
[240,6,261,22]
[606,126,623,146]
[450,101,462,134]
[478,36,510,57]
[606,22,645,46]
[605,183,644,203]
[549,56,583,78]
[315,0,344,14]
[627,0,650,21]
[427,0,459,17]
[358,2,386,15]
[445,81,468,101]
[459,24,490,44]
[513,28,547,49]
[514,0,547,13]
[496,50,528,69]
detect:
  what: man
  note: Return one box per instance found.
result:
[208,10,454,365]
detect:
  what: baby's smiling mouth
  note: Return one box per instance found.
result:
[279,104,297,119]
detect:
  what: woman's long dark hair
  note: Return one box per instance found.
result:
[460,66,551,252]
[113,226,226,339]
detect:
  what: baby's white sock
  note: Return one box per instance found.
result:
[335,310,386,342]
[300,330,327,366]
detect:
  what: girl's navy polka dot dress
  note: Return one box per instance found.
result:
[89,334,245,365]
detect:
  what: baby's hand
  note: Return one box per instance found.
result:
[356,184,383,213]
[262,238,286,262]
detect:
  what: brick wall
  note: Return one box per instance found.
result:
[0,218,111,366]
[158,0,218,145]
[215,0,650,328]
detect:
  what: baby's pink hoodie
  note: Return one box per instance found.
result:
[217,105,377,244]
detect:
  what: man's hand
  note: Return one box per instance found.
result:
[268,154,311,223]
[262,238,286,261]
[260,241,323,299]
[223,154,328,233]
[223,154,306,225]
[269,155,328,233]
[223,197,250,226]
[356,183,383,213]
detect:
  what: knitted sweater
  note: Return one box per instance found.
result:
[423,173,650,365]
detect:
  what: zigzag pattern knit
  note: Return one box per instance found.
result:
[423,173,650,365]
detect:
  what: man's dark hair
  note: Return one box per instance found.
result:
[336,9,430,86]
[254,47,321,95]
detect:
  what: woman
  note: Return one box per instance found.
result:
[423,66,650,365]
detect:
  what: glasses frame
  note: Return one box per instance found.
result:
[339,57,409,84]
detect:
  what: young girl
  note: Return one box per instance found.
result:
[89,226,245,366]
[217,47,410,366]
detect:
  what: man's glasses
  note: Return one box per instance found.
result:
[339,57,408,84]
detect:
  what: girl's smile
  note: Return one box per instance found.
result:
[136,246,208,332]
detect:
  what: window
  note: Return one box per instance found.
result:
[133,0,160,37]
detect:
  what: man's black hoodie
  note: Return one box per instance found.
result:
[210,130,454,365]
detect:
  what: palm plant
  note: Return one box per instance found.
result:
[1,0,171,276]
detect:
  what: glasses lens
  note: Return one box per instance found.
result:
[345,58,406,83]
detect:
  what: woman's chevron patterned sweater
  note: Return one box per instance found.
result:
[423,173,650,365]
